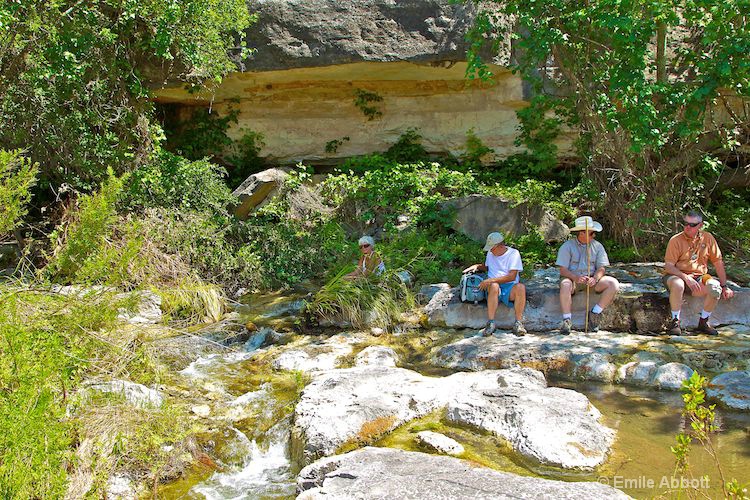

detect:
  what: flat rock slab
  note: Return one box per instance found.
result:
[297,447,630,499]
[272,333,366,372]
[433,328,750,392]
[293,366,614,469]
[415,431,464,456]
[708,371,750,410]
[425,264,749,333]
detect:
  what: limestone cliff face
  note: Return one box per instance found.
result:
[153,1,569,163]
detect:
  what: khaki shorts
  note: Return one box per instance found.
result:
[559,278,601,295]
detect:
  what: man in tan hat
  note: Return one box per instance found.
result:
[556,216,619,334]
[463,232,527,336]
[663,210,734,336]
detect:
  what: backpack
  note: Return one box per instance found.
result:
[460,272,487,304]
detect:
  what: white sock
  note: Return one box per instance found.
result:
[591,304,603,314]
[671,310,680,320]
[563,313,572,320]
[700,310,712,319]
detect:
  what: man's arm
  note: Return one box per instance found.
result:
[462,263,488,273]
[713,258,735,299]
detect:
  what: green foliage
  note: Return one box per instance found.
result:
[460,128,494,169]
[705,189,750,259]
[322,161,480,230]
[671,371,747,498]
[226,130,266,188]
[0,0,253,190]
[385,129,429,163]
[0,149,38,235]
[0,286,132,497]
[468,0,750,247]
[353,89,384,120]
[126,150,234,215]
[484,179,577,222]
[47,171,129,283]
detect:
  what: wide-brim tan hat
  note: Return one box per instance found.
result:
[483,232,505,251]
[569,216,603,232]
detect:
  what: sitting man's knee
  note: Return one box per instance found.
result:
[515,283,526,295]
[668,278,685,292]
[488,282,500,294]
[560,278,573,291]
[606,276,620,291]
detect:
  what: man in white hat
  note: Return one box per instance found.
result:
[556,216,619,334]
[463,232,527,336]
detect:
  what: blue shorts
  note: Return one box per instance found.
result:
[498,282,516,307]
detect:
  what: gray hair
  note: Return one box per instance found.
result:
[684,210,703,222]
[358,235,375,247]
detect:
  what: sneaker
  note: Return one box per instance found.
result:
[559,318,572,335]
[695,317,718,336]
[666,317,682,336]
[481,321,496,337]
[513,320,527,336]
[587,311,601,332]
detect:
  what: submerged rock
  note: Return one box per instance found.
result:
[292,366,613,469]
[708,371,750,410]
[415,431,464,456]
[296,447,629,499]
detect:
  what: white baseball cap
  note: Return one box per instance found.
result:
[483,232,505,251]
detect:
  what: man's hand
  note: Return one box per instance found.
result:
[684,275,701,294]
[575,275,588,285]
[479,279,492,291]
[584,276,597,288]
[463,264,479,274]
[722,286,735,300]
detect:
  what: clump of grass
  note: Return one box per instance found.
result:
[307,269,414,329]
[159,281,227,325]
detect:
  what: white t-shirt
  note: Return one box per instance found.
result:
[485,247,523,284]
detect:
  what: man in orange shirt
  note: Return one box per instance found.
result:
[663,210,735,335]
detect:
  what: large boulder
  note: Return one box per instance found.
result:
[424,264,750,332]
[441,195,569,243]
[292,366,614,468]
[297,447,630,499]
[232,168,290,219]
[241,1,509,71]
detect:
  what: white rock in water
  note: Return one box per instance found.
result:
[355,345,398,367]
[652,362,694,390]
[416,431,464,456]
[297,447,630,499]
[708,371,750,410]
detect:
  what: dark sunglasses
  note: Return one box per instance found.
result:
[683,221,701,228]
[359,244,371,248]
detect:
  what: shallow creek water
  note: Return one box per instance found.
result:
[159,304,749,499]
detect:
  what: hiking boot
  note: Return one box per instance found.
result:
[666,317,682,336]
[513,320,527,337]
[481,321,496,337]
[695,317,718,336]
[587,311,601,332]
[559,318,572,335]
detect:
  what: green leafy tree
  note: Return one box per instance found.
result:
[467,0,750,250]
[0,0,253,191]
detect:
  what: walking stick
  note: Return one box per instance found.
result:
[584,218,591,334]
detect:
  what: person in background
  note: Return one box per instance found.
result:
[463,232,527,337]
[663,210,734,335]
[345,235,385,279]
[556,216,619,335]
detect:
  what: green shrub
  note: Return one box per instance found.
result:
[126,150,234,215]
[0,149,39,235]
[705,188,750,259]
[385,128,428,163]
